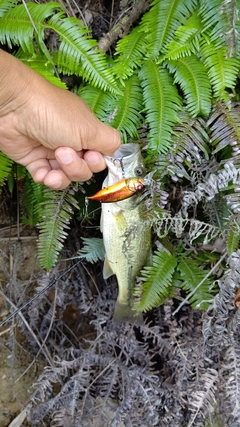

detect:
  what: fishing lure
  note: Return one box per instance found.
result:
[88,177,145,203]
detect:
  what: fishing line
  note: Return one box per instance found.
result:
[0,259,82,328]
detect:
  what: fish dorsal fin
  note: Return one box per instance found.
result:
[103,257,114,279]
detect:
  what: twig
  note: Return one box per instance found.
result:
[98,0,151,52]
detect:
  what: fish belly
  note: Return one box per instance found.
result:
[101,200,151,322]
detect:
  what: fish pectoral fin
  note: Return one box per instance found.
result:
[103,257,114,279]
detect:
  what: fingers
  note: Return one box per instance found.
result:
[83,150,107,173]
[26,147,108,190]
[90,122,121,156]
[55,147,106,178]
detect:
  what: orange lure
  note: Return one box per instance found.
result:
[88,177,145,203]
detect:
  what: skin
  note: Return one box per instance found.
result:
[0,49,121,189]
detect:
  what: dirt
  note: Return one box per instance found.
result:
[0,195,41,426]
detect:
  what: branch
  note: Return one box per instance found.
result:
[98,0,151,52]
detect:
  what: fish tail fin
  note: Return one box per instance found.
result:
[113,300,143,324]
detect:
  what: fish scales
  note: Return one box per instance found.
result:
[100,143,151,322]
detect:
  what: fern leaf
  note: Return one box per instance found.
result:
[0,2,61,52]
[78,85,113,121]
[139,62,181,153]
[201,41,240,100]
[168,55,211,116]
[77,237,105,263]
[0,153,13,187]
[112,27,148,81]
[48,13,120,94]
[21,173,45,226]
[160,10,202,61]
[0,0,18,18]
[104,75,143,142]
[135,248,177,312]
[15,50,66,88]
[140,0,198,57]
[79,76,142,141]
[178,258,215,310]
[227,222,240,255]
[200,0,227,47]
[0,3,119,94]
[37,187,79,270]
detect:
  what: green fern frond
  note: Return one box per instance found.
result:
[168,55,211,116]
[0,2,61,52]
[160,10,202,61]
[140,0,198,57]
[0,153,13,187]
[0,0,18,17]
[227,220,240,254]
[112,27,148,81]
[7,163,26,193]
[49,13,120,94]
[21,173,45,226]
[0,2,119,94]
[15,50,66,88]
[177,257,215,310]
[77,237,105,263]
[135,248,177,312]
[201,41,240,100]
[78,85,113,121]
[200,0,226,47]
[105,75,143,142]
[139,62,181,153]
[37,187,79,270]
[79,76,142,141]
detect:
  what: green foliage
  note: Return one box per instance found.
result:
[140,0,198,56]
[167,55,211,116]
[16,50,67,88]
[201,42,240,100]
[0,0,240,315]
[20,173,45,226]
[135,249,177,312]
[37,187,79,270]
[139,62,181,153]
[0,152,13,187]
[112,27,148,82]
[0,1,120,93]
[177,257,215,310]
[227,222,240,255]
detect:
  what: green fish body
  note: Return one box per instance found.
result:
[101,144,151,322]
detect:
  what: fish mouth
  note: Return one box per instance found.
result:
[110,143,140,159]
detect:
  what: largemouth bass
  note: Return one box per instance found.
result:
[99,143,151,322]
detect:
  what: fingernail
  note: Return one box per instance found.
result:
[87,152,100,164]
[56,152,74,165]
[51,179,63,189]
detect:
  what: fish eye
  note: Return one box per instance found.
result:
[134,167,143,176]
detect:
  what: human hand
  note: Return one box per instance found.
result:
[0,50,120,189]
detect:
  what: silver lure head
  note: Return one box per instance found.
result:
[104,143,146,186]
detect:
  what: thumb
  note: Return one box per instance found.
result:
[89,120,121,156]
